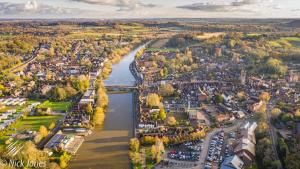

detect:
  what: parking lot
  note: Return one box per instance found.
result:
[168,151,199,162]
[158,139,203,168]
[204,130,240,169]
[156,160,198,169]
[204,131,225,169]
[167,139,203,161]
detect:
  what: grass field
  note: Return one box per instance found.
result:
[283,37,300,47]
[150,39,170,48]
[0,115,62,148]
[268,37,300,48]
[37,100,73,111]
[197,32,225,40]
[66,32,122,40]
[245,33,262,37]
[16,115,62,131]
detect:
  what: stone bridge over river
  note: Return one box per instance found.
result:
[105,85,138,92]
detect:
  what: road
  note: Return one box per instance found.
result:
[11,53,37,73]
[266,100,283,169]
[198,121,242,169]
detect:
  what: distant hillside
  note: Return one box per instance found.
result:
[286,20,300,27]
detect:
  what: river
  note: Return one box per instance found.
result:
[70,45,144,169]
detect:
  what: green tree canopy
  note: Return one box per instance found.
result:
[159,84,174,96]
[146,93,161,108]
[72,75,89,93]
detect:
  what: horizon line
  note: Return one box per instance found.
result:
[0,17,299,21]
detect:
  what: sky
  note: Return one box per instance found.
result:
[0,0,299,19]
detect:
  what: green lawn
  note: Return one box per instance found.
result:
[268,37,300,48]
[245,33,262,38]
[16,115,62,131]
[282,37,300,47]
[37,100,73,111]
[0,115,62,148]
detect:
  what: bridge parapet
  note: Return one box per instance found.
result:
[105,85,137,92]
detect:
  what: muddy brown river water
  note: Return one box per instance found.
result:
[70,45,145,169]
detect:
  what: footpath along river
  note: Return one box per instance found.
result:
[70,45,145,169]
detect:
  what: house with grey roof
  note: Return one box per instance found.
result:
[221,155,244,169]
[233,122,257,166]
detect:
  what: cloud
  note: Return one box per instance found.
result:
[177,3,233,12]
[24,0,38,11]
[177,0,277,12]
[0,0,86,17]
[70,0,158,10]
[231,0,267,7]
[291,9,300,12]
[270,4,282,10]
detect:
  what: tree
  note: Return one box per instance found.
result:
[256,137,272,161]
[52,87,67,101]
[49,162,61,169]
[129,151,141,166]
[141,136,155,145]
[215,94,224,103]
[151,111,159,121]
[271,108,282,119]
[295,109,300,119]
[151,145,157,160]
[59,152,71,169]
[150,138,165,163]
[34,134,43,144]
[161,136,169,145]
[159,69,164,78]
[72,75,89,93]
[256,122,269,139]
[146,93,161,108]
[281,113,294,122]
[0,84,5,96]
[21,141,48,164]
[278,138,289,159]
[48,47,55,57]
[259,92,270,102]
[264,58,287,76]
[39,125,49,137]
[96,81,109,108]
[85,103,93,115]
[167,116,177,126]
[129,138,140,152]
[64,86,77,98]
[101,61,112,79]
[49,122,56,130]
[237,91,246,100]
[285,153,300,169]
[59,158,68,169]
[92,107,105,126]
[159,84,174,96]
[159,109,167,121]
[228,39,236,48]
[5,139,11,145]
